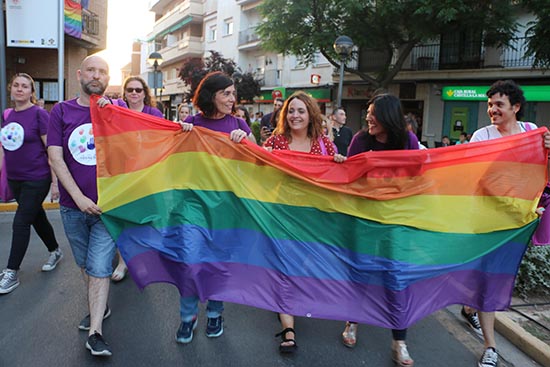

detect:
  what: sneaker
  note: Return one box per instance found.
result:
[42,248,63,272]
[206,316,224,338]
[0,269,19,294]
[86,332,112,356]
[461,306,483,336]
[175,317,198,344]
[478,347,498,367]
[79,306,111,331]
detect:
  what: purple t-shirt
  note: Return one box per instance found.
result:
[185,113,251,134]
[47,99,98,209]
[1,105,51,180]
[348,130,419,156]
[142,105,163,118]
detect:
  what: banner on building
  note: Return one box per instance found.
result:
[65,0,83,39]
[6,0,59,48]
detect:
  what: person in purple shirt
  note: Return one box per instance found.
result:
[122,75,163,118]
[110,76,163,283]
[47,55,116,357]
[176,71,255,345]
[0,73,62,295]
[342,94,418,367]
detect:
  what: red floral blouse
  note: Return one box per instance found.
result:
[264,134,337,156]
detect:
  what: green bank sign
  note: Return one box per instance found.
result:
[442,85,550,102]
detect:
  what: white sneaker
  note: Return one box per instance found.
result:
[42,248,63,272]
[478,347,498,367]
[0,269,19,294]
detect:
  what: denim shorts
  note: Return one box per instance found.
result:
[60,206,116,278]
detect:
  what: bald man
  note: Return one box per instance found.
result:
[47,55,116,357]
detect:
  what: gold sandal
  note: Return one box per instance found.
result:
[342,322,358,348]
[392,341,414,366]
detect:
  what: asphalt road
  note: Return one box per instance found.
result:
[0,210,542,367]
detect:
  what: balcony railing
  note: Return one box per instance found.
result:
[403,36,536,71]
[238,27,261,46]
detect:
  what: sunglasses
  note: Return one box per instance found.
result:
[126,87,143,93]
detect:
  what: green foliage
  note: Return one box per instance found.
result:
[522,0,550,69]
[250,121,262,145]
[178,51,260,103]
[515,243,550,299]
[257,0,524,88]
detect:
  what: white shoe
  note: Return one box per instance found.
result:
[42,248,63,272]
[0,269,19,294]
[478,347,498,367]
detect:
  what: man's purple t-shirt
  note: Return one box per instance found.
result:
[47,98,98,209]
[142,105,163,118]
[1,105,51,180]
[185,113,251,134]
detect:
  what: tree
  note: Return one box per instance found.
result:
[523,0,550,68]
[257,0,526,89]
[178,50,261,103]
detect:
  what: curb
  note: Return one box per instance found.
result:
[0,202,59,212]
[495,312,550,367]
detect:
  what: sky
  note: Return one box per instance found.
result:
[97,0,155,85]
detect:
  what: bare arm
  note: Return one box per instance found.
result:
[42,135,59,201]
[47,146,102,215]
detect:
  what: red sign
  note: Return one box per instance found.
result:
[311,74,321,85]
[271,90,283,99]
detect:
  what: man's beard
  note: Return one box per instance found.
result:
[81,81,107,96]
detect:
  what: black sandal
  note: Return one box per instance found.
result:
[275,327,297,353]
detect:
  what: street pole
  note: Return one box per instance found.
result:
[333,36,354,109]
[337,60,345,108]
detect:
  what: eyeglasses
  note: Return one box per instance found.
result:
[126,87,143,93]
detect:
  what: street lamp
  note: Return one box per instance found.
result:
[147,51,164,98]
[333,36,354,108]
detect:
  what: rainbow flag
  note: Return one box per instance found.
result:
[91,101,547,329]
[64,0,82,39]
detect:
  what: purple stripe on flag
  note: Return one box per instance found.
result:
[128,250,516,329]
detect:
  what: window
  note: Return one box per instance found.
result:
[34,80,60,102]
[223,19,234,36]
[313,51,329,67]
[208,25,217,42]
[292,55,306,69]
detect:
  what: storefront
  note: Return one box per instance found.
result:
[441,85,550,141]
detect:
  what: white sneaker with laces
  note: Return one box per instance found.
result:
[42,248,63,272]
[478,347,498,367]
[0,269,20,294]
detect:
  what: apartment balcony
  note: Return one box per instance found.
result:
[238,27,261,51]
[148,0,203,40]
[236,0,262,6]
[402,36,536,71]
[160,36,204,65]
[256,69,281,88]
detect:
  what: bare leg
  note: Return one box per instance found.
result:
[111,250,127,281]
[88,276,110,336]
[478,311,496,349]
[278,313,296,348]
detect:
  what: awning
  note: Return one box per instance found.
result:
[146,16,192,42]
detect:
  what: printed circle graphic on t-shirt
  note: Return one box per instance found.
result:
[0,122,25,151]
[68,123,96,166]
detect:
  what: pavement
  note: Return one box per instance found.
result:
[0,201,548,366]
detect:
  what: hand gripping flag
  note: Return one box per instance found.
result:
[91,99,547,329]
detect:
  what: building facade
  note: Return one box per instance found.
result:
[145,0,334,120]
[5,0,108,110]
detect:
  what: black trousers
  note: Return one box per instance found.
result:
[7,178,59,270]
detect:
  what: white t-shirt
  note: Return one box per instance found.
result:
[470,121,538,142]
